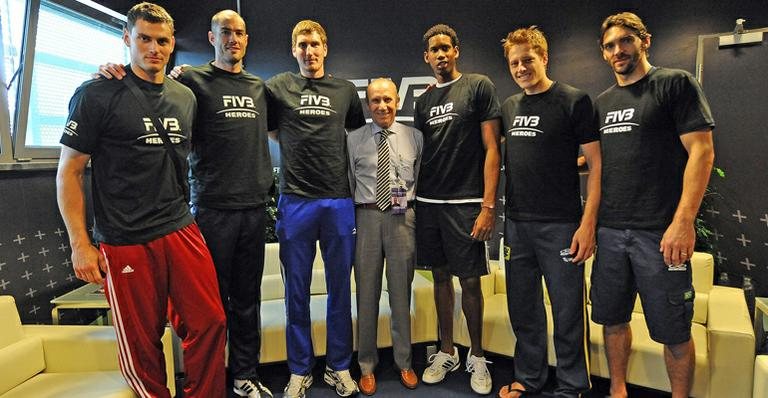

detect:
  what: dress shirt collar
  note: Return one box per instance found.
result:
[371,121,399,137]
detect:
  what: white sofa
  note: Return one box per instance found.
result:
[258,242,438,364]
[0,295,176,398]
[452,251,755,398]
[755,355,768,398]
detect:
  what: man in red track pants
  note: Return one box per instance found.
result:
[56,3,226,397]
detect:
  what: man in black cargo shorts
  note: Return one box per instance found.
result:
[591,12,715,398]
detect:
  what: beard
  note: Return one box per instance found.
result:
[612,51,641,75]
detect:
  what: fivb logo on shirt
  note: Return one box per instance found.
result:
[296,94,336,117]
[219,95,259,119]
[600,108,638,134]
[507,115,543,137]
[427,102,458,126]
[138,117,186,145]
[63,120,79,136]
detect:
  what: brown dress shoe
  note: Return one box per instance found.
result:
[359,373,376,395]
[400,368,418,389]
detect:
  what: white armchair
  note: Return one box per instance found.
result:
[0,295,175,398]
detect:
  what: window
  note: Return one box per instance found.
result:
[0,0,25,161]
[11,0,127,159]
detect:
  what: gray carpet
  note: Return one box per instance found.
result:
[211,345,670,398]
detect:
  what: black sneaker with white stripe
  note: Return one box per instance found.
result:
[234,378,273,398]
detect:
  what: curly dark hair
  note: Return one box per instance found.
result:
[423,24,459,49]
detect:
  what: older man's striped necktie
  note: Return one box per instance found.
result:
[376,130,392,211]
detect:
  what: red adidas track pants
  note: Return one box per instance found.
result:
[101,223,226,398]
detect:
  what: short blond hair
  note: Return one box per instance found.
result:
[291,20,327,47]
[502,26,548,59]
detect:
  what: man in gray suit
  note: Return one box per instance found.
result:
[347,78,423,395]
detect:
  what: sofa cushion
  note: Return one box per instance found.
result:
[0,337,45,396]
[0,296,24,349]
[754,355,768,398]
[589,311,709,397]
[471,293,516,358]
[1,371,135,398]
[262,242,357,298]
[690,252,714,293]
[260,290,410,364]
[261,274,285,301]
[22,326,124,373]
[707,285,756,398]
[310,269,330,295]
[264,243,282,276]
[259,299,288,364]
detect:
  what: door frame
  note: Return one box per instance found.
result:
[696,27,768,84]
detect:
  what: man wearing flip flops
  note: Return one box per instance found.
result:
[496,26,601,398]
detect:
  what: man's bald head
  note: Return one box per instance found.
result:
[211,9,245,31]
[209,9,248,71]
[366,78,399,129]
[366,78,397,103]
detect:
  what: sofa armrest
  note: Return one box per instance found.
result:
[480,272,496,298]
[411,271,438,342]
[22,325,176,396]
[22,325,122,373]
[0,336,45,395]
[707,285,755,398]
[755,355,768,398]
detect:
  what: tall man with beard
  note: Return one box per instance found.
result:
[96,9,273,398]
[57,3,226,397]
[414,24,501,396]
[592,12,715,398]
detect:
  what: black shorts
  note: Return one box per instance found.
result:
[416,202,488,279]
[590,227,695,345]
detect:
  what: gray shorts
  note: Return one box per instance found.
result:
[416,202,488,279]
[590,227,694,345]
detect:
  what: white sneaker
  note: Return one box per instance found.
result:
[323,366,359,397]
[233,378,273,398]
[422,346,460,384]
[283,374,313,398]
[466,352,493,395]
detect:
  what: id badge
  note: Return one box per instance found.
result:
[390,186,407,215]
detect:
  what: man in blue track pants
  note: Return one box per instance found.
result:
[265,19,366,398]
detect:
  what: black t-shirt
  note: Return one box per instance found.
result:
[60,68,196,245]
[502,82,599,222]
[595,67,715,229]
[179,62,272,209]
[266,72,366,198]
[414,74,501,200]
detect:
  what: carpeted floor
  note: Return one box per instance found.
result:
[209,345,669,398]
